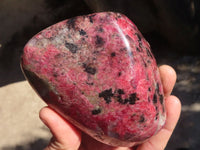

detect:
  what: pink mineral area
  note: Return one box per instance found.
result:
[21,12,166,147]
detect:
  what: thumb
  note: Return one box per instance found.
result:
[39,106,81,150]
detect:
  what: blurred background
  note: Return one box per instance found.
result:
[0,0,199,149]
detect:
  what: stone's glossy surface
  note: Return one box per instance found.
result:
[85,0,200,53]
[21,12,166,147]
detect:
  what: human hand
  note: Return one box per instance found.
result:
[39,65,181,150]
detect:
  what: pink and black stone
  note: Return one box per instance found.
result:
[21,12,166,147]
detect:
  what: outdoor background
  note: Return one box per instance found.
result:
[0,0,200,150]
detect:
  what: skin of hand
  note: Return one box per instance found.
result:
[39,65,181,150]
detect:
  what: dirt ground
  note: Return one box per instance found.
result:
[0,81,51,150]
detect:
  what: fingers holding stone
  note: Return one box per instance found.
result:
[159,65,177,96]
[39,106,81,150]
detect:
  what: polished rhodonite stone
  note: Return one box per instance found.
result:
[21,12,166,147]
